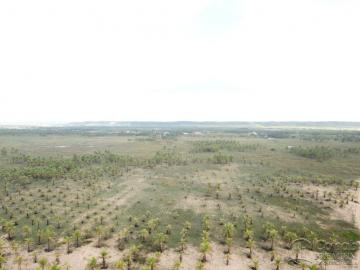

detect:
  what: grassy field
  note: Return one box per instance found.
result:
[0,126,359,270]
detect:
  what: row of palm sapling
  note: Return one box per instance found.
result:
[0,185,354,270]
[1,145,359,269]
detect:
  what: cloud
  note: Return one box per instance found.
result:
[0,0,359,122]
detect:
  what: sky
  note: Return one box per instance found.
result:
[0,0,359,123]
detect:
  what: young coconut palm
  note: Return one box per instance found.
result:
[15,255,24,270]
[147,218,159,234]
[154,233,168,253]
[225,252,230,265]
[38,257,48,270]
[24,237,33,253]
[0,254,6,268]
[268,229,278,250]
[223,223,235,239]
[293,242,301,262]
[114,259,126,270]
[318,252,332,270]
[225,236,233,254]
[73,230,81,248]
[308,264,319,270]
[243,228,253,241]
[0,239,5,255]
[246,239,254,258]
[179,228,188,251]
[172,259,181,270]
[139,228,149,243]
[196,261,205,270]
[22,225,32,239]
[87,257,97,270]
[95,226,104,247]
[100,249,108,269]
[300,261,307,270]
[275,256,281,270]
[50,263,61,270]
[200,238,211,262]
[284,231,297,249]
[64,236,72,254]
[4,221,15,240]
[251,258,259,270]
[145,252,160,270]
[44,226,55,252]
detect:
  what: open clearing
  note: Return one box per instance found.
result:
[0,125,360,269]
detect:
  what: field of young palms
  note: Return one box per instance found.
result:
[0,127,359,270]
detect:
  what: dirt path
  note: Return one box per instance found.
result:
[72,171,147,227]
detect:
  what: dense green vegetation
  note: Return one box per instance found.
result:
[288,146,335,161]
[289,145,360,161]
[192,141,259,153]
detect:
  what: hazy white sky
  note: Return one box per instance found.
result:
[0,0,359,123]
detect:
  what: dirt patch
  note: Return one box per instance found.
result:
[176,195,220,214]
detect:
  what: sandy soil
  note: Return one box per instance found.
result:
[157,242,321,270]
[326,180,360,270]
[349,180,360,269]
[0,226,356,270]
